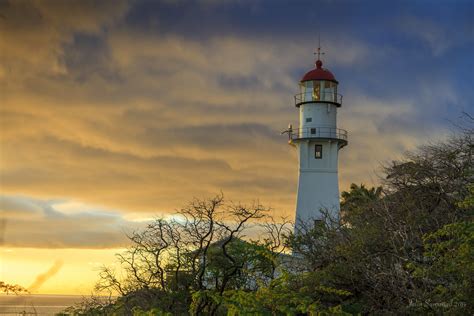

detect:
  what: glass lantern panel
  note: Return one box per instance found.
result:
[312,80,321,101]
[322,81,335,102]
[304,81,313,102]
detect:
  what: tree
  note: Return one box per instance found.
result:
[89,195,291,315]
[410,221,474,314]
[340,183,382,212]
[0,281,27,294]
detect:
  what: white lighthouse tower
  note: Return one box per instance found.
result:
[286,49,348,228]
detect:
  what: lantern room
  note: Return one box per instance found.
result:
[295,60,342,107]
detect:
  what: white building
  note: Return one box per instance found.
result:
[286,56,348,230]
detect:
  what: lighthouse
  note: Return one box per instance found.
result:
[286,49,348,228]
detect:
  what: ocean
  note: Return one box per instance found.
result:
[0,294,86,316]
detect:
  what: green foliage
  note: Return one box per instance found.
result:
[458,184,474,211]
[341,183,382,211]
[188,238,280,315]
[218,271,352,315]
[409,221,474,314]
[203,238,275,291]
[190,290,225,315]
[132,307,173,316]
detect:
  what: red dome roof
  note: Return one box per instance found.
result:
[301,60,337,83]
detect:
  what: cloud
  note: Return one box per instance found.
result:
[396,15,474,57]
[0,195,146,248]
[0,26,453,216]
[0,0,129,81]
[0,0,470,249]
[28,260,64,292]
[0,218,5,245]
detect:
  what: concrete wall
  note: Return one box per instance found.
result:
[300,103,338,129]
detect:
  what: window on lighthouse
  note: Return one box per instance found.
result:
[315,145,323,159]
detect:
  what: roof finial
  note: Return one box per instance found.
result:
[314,35,325,69]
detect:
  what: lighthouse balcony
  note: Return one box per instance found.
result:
[289,127,348,146]
[294,92,343,107]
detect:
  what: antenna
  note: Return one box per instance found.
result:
[314,35,325,61]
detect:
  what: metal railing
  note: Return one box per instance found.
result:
[289,127,348,142]
[294,92,343,106]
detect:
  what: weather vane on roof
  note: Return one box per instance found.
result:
[314,35,325,61]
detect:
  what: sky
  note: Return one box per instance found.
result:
[1,0,473,295]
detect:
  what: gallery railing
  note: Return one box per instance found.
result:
[289,127,348,143]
